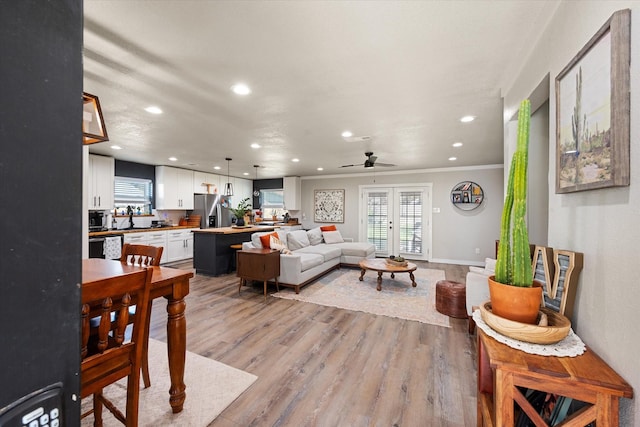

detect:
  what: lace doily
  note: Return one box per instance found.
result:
[472,309,586,357]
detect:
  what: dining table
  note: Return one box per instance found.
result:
[82,258,193,413]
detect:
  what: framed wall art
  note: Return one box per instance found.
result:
[450,181,484,211]
[314,189,345,223]
[555,9,630,193]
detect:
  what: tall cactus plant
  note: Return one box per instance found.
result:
[494,99,533,287]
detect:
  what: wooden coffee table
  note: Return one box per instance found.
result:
[359,258,417,291]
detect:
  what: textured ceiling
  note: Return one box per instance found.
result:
[84,1,558,179]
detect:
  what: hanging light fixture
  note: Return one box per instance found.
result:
[253,165,260,197]
[82,92,109,145]
[223,157,234,196]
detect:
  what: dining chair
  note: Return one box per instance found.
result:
[120,243,163,388]
[81,267,153,427]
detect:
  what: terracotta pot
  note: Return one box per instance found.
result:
[488,276,543,325]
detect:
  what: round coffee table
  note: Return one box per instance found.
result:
[358,258,417,291]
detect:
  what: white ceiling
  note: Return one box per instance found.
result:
[84,1,558,179]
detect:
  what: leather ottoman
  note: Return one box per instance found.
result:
[435,280,467,318]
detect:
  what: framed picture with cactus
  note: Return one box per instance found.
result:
[555,9,630,193]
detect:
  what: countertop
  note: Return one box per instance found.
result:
[89,225,197,237]
[192,226,276,235]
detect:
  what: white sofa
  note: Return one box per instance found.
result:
[242,228,375,293]
[465,257,496,333]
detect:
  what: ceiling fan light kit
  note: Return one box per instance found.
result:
[340,152,395,169]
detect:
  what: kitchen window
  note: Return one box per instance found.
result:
[114,176,153,215]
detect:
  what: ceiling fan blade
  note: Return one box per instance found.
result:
[339,163,362,168]
[373,162,395,167]
[369,155,378,163]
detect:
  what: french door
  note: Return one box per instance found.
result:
[360,185,431,261]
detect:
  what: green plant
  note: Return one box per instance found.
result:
[230,197,251,219]
[494,99,533,287]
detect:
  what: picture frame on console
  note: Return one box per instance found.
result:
[555,9,630,194]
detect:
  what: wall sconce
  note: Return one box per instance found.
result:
[82,92,109,144]
[223,157,234,196]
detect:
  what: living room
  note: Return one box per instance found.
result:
[2,1,639,426]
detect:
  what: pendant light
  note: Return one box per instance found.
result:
[223,157,234,196]
[253,165,260,197]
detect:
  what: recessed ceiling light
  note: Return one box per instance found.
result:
[460,115,475,123]
[168,157,178,162]
[250,143,261,149]
[145,106,163,114]
[317,167,324,171]
[231,83,251,95]
[292,158,300,162]
[110,145,122,150]
[449,157,457,161]
[243,172,249,176]
[341,131,353,138]
[213,166,221,170]
[452,142,463,148]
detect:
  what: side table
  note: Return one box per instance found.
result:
[236,248,280,301]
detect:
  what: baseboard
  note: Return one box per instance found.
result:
[431,258,485,267]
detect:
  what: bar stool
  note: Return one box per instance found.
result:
[229,244,243,273]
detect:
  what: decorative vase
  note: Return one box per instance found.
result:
[488,276,543,324]
[235,217,245,226]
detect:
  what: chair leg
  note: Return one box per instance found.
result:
[93,391,103,427]
[141,301,153,388]
[468,315,476,335]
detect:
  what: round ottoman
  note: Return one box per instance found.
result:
[435,280,467,318]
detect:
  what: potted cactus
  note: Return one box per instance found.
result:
[488,99,543,324]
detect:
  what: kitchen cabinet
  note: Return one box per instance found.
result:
[122,230,169,263]
[167,229,194,262]
[193,171,223,195]
[232,177,253,208]
[156,166,194,209]
[88,154,114,210]
[283,176,301,210]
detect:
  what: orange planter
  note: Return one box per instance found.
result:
[488,276,543,324]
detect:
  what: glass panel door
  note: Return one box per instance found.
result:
[364,189,392,257]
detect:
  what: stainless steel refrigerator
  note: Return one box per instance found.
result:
[192,194,232,228]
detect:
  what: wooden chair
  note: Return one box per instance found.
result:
[120,243,163,388]
[81,267,153,427]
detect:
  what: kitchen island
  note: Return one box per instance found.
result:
[193,226,275,276]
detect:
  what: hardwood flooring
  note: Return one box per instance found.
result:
[149,260,477,426]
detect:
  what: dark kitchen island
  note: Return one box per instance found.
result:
[192,226,275,276]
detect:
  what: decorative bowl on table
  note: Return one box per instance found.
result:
[479,301,571,344]
[386,256,408,267]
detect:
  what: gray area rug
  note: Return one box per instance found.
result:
[81,338,257,426]
[272,267,450,327]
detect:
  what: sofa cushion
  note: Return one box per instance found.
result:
[307,227,323,245]
[322,230,344,244]
[260,232,279,249]
[287,230,311,250]
[298,253,324,272]
[334,241,376,257]
[320,224,337,232]
[251,230,286,249]
[295,244,342,262]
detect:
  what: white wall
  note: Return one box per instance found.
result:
[504,2,639,422]
[300,165,503,265]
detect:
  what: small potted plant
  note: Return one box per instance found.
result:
[230,197,251,226]
[488,99,543,324]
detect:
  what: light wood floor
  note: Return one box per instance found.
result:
[149,260,478,427]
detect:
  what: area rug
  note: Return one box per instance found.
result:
[81,339,257,426]
[272,267,450,327]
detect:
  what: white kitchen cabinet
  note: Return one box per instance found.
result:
[145,230,169,264]
[232,177,253,208]
[166,229,194,262]
[156,166,194,209]
[88,154,114,210]
[193,171,222,195]
[283,176,301,210]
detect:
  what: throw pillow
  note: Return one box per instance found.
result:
[287,230,311,251]
[322,230,344,244]
[259,232,279,249]
[320,224,337,232]
[307,227,323,245]
[270,235,291,254]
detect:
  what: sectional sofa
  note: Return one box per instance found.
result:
[241,227,376,293]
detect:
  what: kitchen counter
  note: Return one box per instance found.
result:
[89,225,196,237]
[192,226,276,235]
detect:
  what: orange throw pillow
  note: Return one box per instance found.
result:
[320,225,337,232]
[259,232,278,248]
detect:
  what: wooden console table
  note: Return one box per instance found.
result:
[477,329,633,426]
[237,248,280,301]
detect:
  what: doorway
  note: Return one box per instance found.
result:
[359,184,432,261]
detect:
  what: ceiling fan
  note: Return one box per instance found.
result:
[340,152,395,169]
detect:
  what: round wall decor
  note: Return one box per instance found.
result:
[451,181,484,210]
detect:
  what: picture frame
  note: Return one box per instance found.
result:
[314,189,345,223]
[450,181,484,211]
[555,9,630,193]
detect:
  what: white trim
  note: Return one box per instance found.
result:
[300,164,503,180]
[431,258,486,267]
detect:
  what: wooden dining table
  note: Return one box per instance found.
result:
[82,258,193,413]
